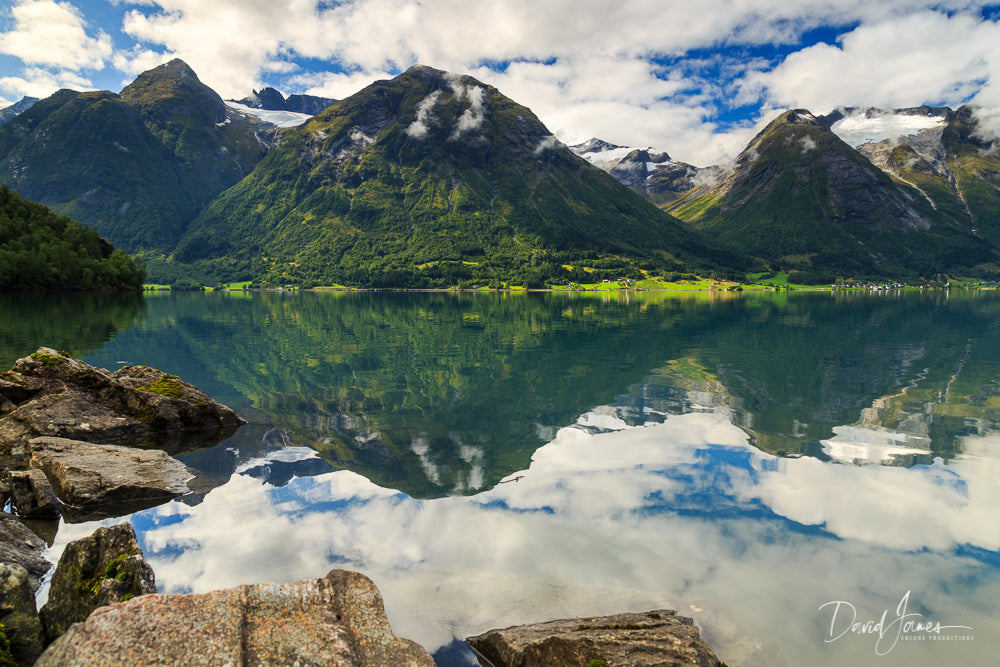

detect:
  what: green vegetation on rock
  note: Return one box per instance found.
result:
[138,375,186,398]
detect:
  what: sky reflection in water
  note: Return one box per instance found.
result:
[14,290,996,666]
[49,409,999,666]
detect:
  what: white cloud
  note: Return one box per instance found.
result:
[43,413,1000,663]
[533,135,560,155]
[470,57,759,166]
[111,45,172,79]
[0,66,94,99]
[283,69,393,100]
[4,1,998,167]
[405,90,441,139]
[745,11,1000,115]
[446,75,486,140]
[0,0,112,70]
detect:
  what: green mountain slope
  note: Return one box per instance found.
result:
[0,60,271,252]
[174,65,747,287]
[852,106,1000,261]
[941,107,1000,248]
[667,110,998,277]
[0,185,145,289]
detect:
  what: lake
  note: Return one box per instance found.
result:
[2,289,998,666]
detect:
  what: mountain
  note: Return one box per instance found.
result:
[235,87,336,115]
[0,185,145,289]
[846,106,1000,253]
[570,139,709,206]
[174,65,746,287]
[0,60,273,251]
[0,96,39,127]
[665,109,999,277]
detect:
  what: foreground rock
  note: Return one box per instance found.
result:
[3,468,60,519]
[39,523,157,644]
[25,436,191,522]
[467,610,721,667]
[37,569,435,666]
[0,348,245,458]
[0,514,50,591]
[0,562,46,665]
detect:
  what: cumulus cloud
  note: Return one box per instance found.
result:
[285,69,394,100]
[4,1,1000,167]
[111,45,172,80]
[469,56,760,166]
[0,0,113,100]
[0,66,93,99]
[743,11,1000,115]
[0,0,112,69]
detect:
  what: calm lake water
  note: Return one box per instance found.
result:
[2,289,998,666]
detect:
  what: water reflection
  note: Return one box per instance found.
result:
[50,412,999,666]
[60,290,1000,499]
[9,290,1000,664]
[0,291,145,367]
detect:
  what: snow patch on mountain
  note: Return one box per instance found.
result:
[225,101,311,128]
[570,140,644,171]
[831,111,946,148]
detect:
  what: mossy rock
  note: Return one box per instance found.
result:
[137,376,186,398]
[28,351,65,369]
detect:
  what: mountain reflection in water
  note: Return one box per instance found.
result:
[3,289,996,666]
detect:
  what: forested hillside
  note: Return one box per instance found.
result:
[0,186,145,289]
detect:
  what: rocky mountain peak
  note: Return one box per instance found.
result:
[570,138,627,155]
[121,57,226,125]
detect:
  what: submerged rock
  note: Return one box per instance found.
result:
[0,348,245,457]
[0,562,46,666]
[39,522,156,644]
[27,436,190,522]
[36,569,435,666]
[467,609,721,667]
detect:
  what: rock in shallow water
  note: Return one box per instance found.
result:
[36,569,435,667]
[3,468,60,519]
[466,609,722,667]
[39,522,157,644]
[0,513,50,591]
[27,436,191,522]
[0,347,245,457]
[0,562,46,666]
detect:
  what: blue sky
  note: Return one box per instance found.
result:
[2,1,999,165]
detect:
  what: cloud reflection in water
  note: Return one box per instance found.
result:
[48,412,1000,666]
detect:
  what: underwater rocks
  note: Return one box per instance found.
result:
[467,609,722,667]
[36,569,435,667]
